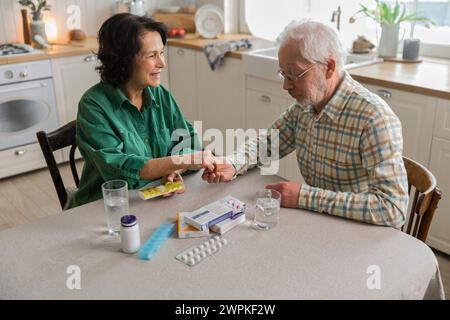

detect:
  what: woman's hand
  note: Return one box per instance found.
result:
[161,170,185,197]
[186,150,216,171]
[202,157,236,183]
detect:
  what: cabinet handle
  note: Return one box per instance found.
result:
[177,48,185,56]
[260,95,272,103]
[84,55,96,62]
[14,149,27,156]
[376,89,392,99]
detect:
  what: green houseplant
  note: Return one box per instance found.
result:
[18,0,51,21]
[349,0,433,27]
[18,0,51,48]
[349,0,433,57]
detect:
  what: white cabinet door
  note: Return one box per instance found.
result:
[51,54,100,125]
[434,98,450,140]
[245,76,303,181]
[51,54,100,162]
[196,51,245,133]
[428,137,450,255]
[362,83,436,167]
[168,46,197,123]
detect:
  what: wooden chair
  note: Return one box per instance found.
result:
[403,156,442,242]
[36,120,80,210]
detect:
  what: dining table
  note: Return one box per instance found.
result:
[0,169,445,299]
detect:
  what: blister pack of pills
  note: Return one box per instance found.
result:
[175,235,228,267]
[138,181,184,200]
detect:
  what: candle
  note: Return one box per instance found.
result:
[403,38,420,60]
[44,18,58,43]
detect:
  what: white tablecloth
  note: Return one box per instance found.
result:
[0,170,445,299]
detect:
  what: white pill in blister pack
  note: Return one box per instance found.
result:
[175,236,228,267]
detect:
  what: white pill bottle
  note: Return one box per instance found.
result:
[120,215,141,253]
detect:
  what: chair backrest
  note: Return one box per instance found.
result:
[36,120,79,210]
[402,156,442,242]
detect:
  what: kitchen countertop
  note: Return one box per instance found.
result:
[0,37,99,65]
[1,34,449,100]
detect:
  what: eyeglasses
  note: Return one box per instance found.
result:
[277,63,322,82]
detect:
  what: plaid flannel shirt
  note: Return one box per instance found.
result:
[229,72,408,228]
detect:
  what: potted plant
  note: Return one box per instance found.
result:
[349,0,433,57]
[18,0,51,21]
[18,0,51,48]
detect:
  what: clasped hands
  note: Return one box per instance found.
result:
[200,154,301,209]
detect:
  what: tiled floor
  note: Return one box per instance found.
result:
[0,162,448,299]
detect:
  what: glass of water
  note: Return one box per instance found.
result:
[102,179,129,235]
[253,189,281,230]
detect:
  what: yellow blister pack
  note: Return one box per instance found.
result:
[138,181,184,200]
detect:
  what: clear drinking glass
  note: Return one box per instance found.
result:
[102,180,129,235]
[253,189,281,230]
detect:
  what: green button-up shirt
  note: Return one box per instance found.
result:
[69,82,200,208]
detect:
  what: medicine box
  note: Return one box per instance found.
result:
[184,196,246,231]
[210,212,246,234]
[177,211,210,239]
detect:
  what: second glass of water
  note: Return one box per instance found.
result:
[253,189,281,230]
[102,179,129,235]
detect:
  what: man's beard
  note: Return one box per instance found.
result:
[295,76,328,107]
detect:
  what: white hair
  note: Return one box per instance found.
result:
[277,19,345,74]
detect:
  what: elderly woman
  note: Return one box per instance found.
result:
[69,13,213,208]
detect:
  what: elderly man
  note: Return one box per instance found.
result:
[203,20,409,228]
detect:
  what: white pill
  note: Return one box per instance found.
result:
[209,239,215,245]
[213,235,220,241]
[206,248,212,254]
[182,254,188,261]
[217,242,223,248]
[193,248,200,254]
[204,242,210,247]
[201,251,207,258]
[221,238,228,245]
[188,251,194,257]
[199,244,205,250]
[188,258,195,265]
[195,255,201,262]
[211,245,217,251]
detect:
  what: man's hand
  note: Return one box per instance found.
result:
[186,150,216,171]
[161,170,185,197]
[202,157,236,183]
[265,181,301,208]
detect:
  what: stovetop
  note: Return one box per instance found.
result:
[0,43,39,56]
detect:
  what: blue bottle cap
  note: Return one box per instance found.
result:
[121,214,137,227]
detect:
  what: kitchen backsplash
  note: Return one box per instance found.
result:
[0,0,223,44]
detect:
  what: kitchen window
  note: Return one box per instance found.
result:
[243,0,450,58]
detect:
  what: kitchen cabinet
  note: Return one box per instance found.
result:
[427,98,450,255]
[196,51,245,134]
[168,46,244,155]
[244,76,304,182]
[168,46,198,123]
[51,54,100,162]
[362,83,437,167]
[0,143,61,179]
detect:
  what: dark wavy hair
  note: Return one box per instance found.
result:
[96,13,168,87]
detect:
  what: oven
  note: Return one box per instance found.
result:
[0,60,59,151]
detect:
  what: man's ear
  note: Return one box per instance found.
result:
[325,58,336,79]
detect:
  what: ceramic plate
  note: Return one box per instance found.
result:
[195,4,224,39]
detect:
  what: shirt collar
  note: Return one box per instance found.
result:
[103,83,161,110]
[300,71,355,122]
